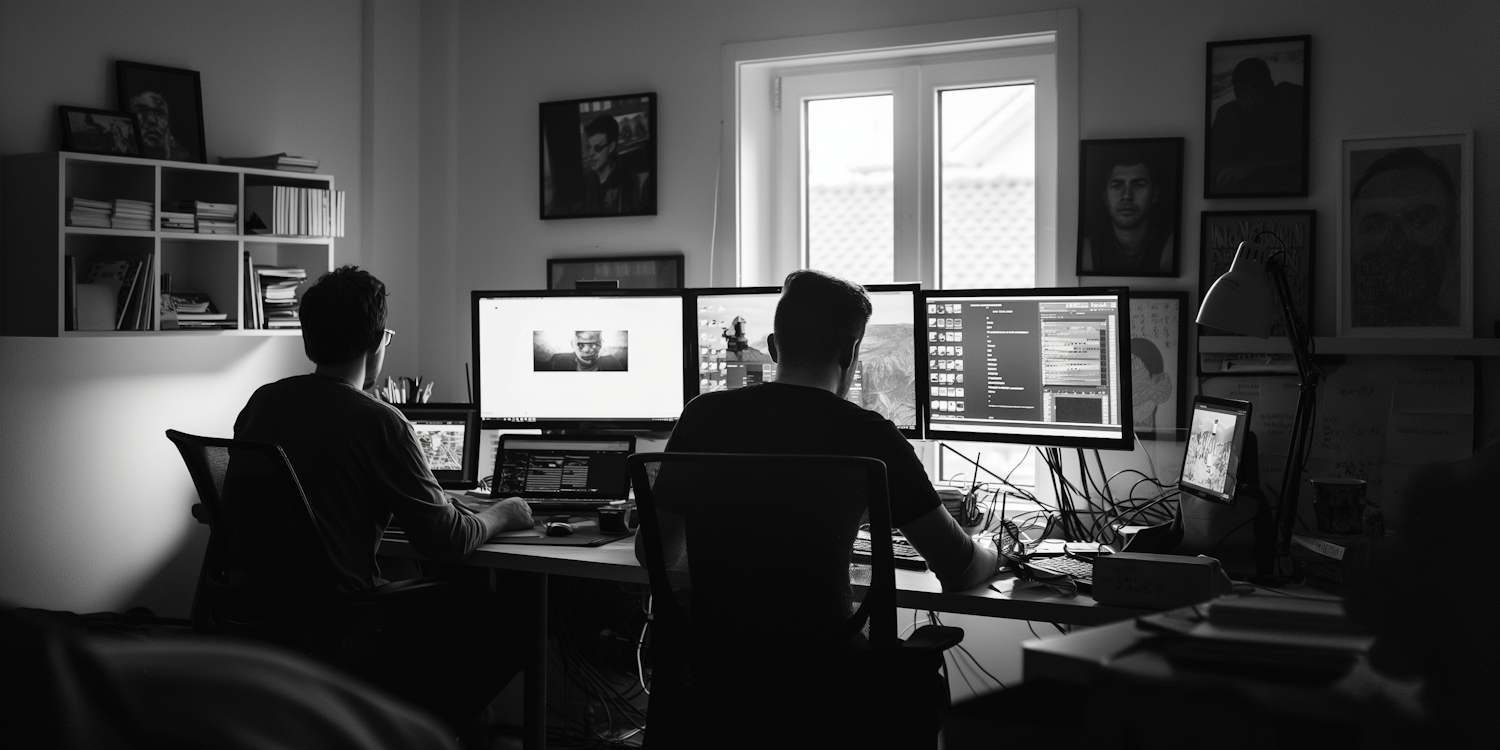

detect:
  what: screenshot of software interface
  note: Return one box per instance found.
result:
[926,293,1123,442]
[494,438,631,496]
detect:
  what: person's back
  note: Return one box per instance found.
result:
[657,269,999,592]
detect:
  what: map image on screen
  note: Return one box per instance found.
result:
[849,321,916,431]
[412,422,465,472]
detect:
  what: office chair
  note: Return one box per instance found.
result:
[628,452,964,750]
[165,430,445,656]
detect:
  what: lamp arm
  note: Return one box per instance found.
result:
[1267,258,1319,564]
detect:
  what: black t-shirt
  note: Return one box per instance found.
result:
[234,374,488,592]
[666,382,940,527]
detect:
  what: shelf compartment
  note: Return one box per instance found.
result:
[64,159,154,209]
[65,234,156,332]
[160,237,241,331]
[244,241,329,331]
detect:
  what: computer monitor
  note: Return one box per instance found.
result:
[686,283,922,437]
[1178,395,1253,505]
[397,403,480,489]
[920,287,1133,450]
[472,290,688,429]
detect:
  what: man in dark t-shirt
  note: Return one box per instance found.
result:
[234,266,532,738]
[652,270,999,591]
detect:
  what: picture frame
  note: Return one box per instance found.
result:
[547,254,684,290]
[1129,292,1188,440]
[115,61,206,163]
[1199,210,1315,338]
[1077,138,1184,278]
[1204,35,1311,198]
[540,92,657,219]
[58,106,142,157]
[1338,132,1472,337]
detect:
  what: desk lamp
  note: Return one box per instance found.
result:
[1196,237,1318,577]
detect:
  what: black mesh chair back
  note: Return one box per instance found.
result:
[165,430,339,647]
[628,452,897,748]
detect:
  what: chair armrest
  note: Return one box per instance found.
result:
[345,578,450,602]
[901,624,963,652]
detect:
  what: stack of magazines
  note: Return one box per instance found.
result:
[111,199,153,231]
[174,200,238,234]
[218,153,320,173]
[66,197,112,228]
[243,260,308,329]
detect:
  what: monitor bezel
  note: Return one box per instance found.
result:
[917,286,1135,451]
[396,403,480,488]
[1177,395,1254,506]
[682,282,924,439]
[471,288,690,431]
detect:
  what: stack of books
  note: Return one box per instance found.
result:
[218,153,320,173]
[66,255,155,331]
[111,199,154,231]
[159,211,196,233]
[243,185,345,237]
[243,260,308,329]
[67,197,113,228]
[163,291,233,330]
[174,200,238,235]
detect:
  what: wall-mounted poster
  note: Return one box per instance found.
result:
[1339,133,1472,337]
[1077,138,1184,278]
[1199,210,1315,338]
[1130,292,1188,440]
[1204,35,1311,198]
[540,93,657,219]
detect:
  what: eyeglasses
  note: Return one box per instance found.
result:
[382,329,395,347]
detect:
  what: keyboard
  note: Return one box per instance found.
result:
[852,530,928,571]
[1024,554,1094,585]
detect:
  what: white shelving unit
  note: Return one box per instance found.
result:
[1,151,336,337]
[1198,336,1500,357]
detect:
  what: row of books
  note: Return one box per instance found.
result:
[67,197,154,231]
[243,257,308,329]
[218,153,321,173]
[245,185,345,238]
[64,255,156,331]
[168,200,238,235]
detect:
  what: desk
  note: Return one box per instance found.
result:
[379,536,1145,750]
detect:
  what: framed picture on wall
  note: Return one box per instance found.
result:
[116,61,206,163]
[1129,292,1188,440]
[1076,138,1184,278]
[1339,132,1472,337]
[540,93,657,219]
[1199,210,1315,338]
[547,254,684,290]
[58,106,142,156]
[1204,35,1311,198]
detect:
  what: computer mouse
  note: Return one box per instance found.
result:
[544,517,576,537]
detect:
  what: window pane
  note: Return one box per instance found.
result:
[938,85,1035,289]
[806,95,893,284]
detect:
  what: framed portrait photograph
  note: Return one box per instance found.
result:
[540,93,657,219]
[1077,138,1184,278]
[1204,35,1311,198]
[1129,292,1188,440]
[547,254,683,290]
[116,61,206,163]
[1199,210,1315,338]
[58,106,141,157]
[1339,132,1472,337]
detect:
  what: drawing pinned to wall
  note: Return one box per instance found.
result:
[1199,211,1314,338]
[1339,132,1472,337]
[1129,292,1187,440]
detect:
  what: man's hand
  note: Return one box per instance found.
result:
[482,497,534,533]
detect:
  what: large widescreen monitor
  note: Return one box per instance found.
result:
[687,283,922,437]
[920,287,1133,450]
[472,290,688,429]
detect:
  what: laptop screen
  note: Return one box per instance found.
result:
[399,405,480,489]
[494,435,635,499]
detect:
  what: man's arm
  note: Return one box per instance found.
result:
[455,496,533,539]
[899,505,1000,592]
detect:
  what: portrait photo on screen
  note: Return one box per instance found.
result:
[1182,408,1239,495]
[534,330,629,372]
[1077,138,1184,278]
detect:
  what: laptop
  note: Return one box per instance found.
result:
[490,434,636,511]
[398,403,480,490]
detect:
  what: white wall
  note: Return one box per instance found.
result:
[0,0,371,616]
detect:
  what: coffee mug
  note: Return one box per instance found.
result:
[1309,478,1367,535]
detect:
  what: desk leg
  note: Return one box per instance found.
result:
[524,571,548,750]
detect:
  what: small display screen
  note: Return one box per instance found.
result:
[1179,396,1253,505]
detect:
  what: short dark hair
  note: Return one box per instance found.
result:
[299,266,387,366]
[773,269,872,363]
[584,114,620,146]
[1231,57,1274,89]
[1105,147,1155,183]
[1352,147,1458,207]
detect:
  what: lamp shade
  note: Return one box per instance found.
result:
[1197,240,1275,338]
